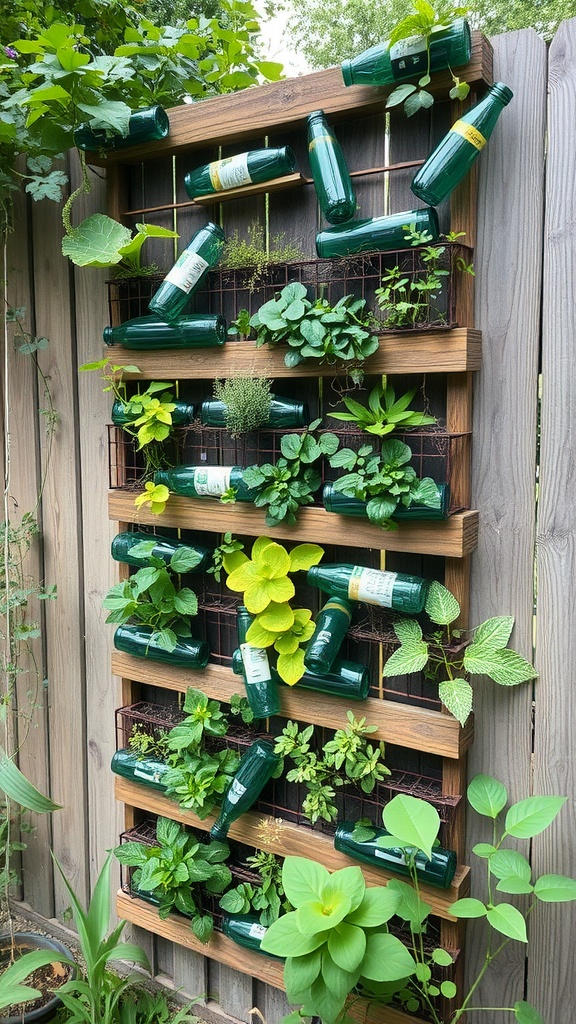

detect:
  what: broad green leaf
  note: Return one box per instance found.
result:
[514,1001,545,1024]
[277,646,307,685]
[361,932,417,982]
[321,948,361,1002]
[0,949,71,1011]
[245,619,277,647]
[327,922,366,972]
[533,874,576,902]
[405,89,434,116]
[449,898,487,919]
[0,748,61,811]
[489,849,532,882]
[245,576,295,614]
[383,641,428,677]
[505,795,566,839]
[309,973,345,1024]
[441,980,457,999]
[473,843,497,858]
[284,948,322,999]
[393,618,423,644]
[486,902,527,942]
[464,646,537,684]
[467,774,508,818]
[387,878,431,928]
[283,856,329,907]
[261,912,328,957]
[382,794,440,860]
[296,894,352,934]
[432,948,454,966]
[438,678,473,726]
[411,477,442,508]
[496,876,534,895]
[345,886,400,927]
[425,581,460,625]
[385,83,417,108]
[258,601,294,631]
[62,214,132,268]
[472,615,514,650]
[289,543,324,572]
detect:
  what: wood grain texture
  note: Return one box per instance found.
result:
[104,328,482,378]
[531,18,576,1023]
[467,29,546,1023]
[111,650,473,758]
[114,780,469,914]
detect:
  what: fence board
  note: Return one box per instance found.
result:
[531,17,576,1022]
[467,28,546,1022]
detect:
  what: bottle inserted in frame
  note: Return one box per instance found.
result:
[103,314,227,349]
[154,465,256,502]
[307,110,357,225]
[111,531,213,572]
[184,147,297,198]
[209,740,280,840]
[237,606,281,719]
[148,222,225,322]
[74,105,169,151]
[316,207,439,258]
[341,19,471,88]
[307,563,429,614]
[334,820,457,888]
[303,597,354,675]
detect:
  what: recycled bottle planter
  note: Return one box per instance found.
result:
[307,110,357,224]
[184,146,297,198]
[111,748,169,792]
[307,564,429,614]
[200,396,309,429]
[154,465,256,502]
[111,398,196,429]
[232,648,371,701]
[222,913,284,958]
[0,932,77,1024]
[334,820,457,888]
[210,740,280,840]
[341,18,471,87]
[74,104,169,151]
[237,606,281,718]
[316,207,439,258]
[149,222,226,322]
[111,531,213,571]
[304,597,354,675]
[114,624,210,669]
[323,482,450,521]
[103,313,227,349]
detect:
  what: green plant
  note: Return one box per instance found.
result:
[229,693,256,725]
[355,779,576,1023]
[114,987,202,1024]
[374,226,475,329]
[62,215,179,272]
[223,536,324,685]
[134,481,172,516]
[0,945,70,1012]
[222,223,305,292]
[213,376,273,436]
[260,855,417,1024]
[114,816,231,944]
[127,724,172,762]
[327,374,436,436]
[247,282,380,367]
[242,420,340,527]
[328,437,441,529]
[383,581,537,725]
[102,550,199,653]
[219,850,291,925]
[166,687,228,750]
[385,3,471,117]
[208,533,245,583]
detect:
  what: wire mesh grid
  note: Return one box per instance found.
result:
[115,700,185,750]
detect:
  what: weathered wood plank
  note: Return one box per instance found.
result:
[466,28,546,1023]
[531,17,576,1024]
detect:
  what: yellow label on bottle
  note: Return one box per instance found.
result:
[450,120,487,150]
[309,134,334,152]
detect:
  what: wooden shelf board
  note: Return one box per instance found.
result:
[114,778,469,915]
[108,492,478,558]
[104,329,481,377]
[89,34,492,164]
[111,652,474,758]
[193,172,304,204]
[117,890,430,1024]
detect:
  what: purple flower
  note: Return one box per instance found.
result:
[4,47,18,60]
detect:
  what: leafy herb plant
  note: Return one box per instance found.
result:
[328,374,436,436]
[219,850,291,925]
[128,724,172,763]
[328,437,441,529]
[114,816,232,944]
[247,282,380,367]
[242,420,339,527]
[383,582,537,724]
[213,376,273,436]
[208,533,246,583]
[221,222,305,291]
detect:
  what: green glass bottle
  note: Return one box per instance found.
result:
[307,110,357,225]
[111,531,213,572]
[304,597,354,675]
[74,105,169,151]
[341,19,471,87]
[237,606,281,718]
[114,624,210,669]
[316,207,439,258]
[184,147,297,198]
[411,83,513,206]
[322,482,450,521]
[154,465,256,501]
[307,564,429,614]
[210,740,280,840]
[199,396,309,429]
[110,748,169,792]
[103,314,227,349]
[111,398,196,429]
[222,913,283,958]
[334,820,457,888]
[231,649,371,701]
[148,223,226,322]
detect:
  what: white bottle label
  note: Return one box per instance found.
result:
[248,923,267,939]
[389,34,427,74]
[134,765,164,783]
[165,250,209,293]
[374,847,391,860]
[227,777,247,805]
[209,154,252,191]
[240,643,272,685]
[348,566,398,607]
[193,466,232,496]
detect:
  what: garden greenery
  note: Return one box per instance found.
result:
[328,374,437,436]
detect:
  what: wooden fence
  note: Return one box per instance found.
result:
[1,20,574,1024]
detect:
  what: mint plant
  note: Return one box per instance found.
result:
[383,582,537,725]
[219,850,291,925]
[328,374,437,436]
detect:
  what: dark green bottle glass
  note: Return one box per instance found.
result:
[322,482,450,521]
[111,398,196,429]
[74,105,169,151]
[199,396,309,429]
[154,465,256,501]
[334,820,457,888]
[210,740,280,840]
[103,314,227,349]
[307,564,429,614]
[114,624,210,669]
[184,147,297,198]
[231,648,371,701]
[304,597,354,675]
[237,606,281,718]
[411,83,513,206]
[110,748,169,792]
[111,531,213,572]
[307,110,357,225]
[341,19,471,87]
[148,223,226,322]
[222,913,283,958]
[316,207,439,258]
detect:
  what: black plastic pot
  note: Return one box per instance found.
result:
[0,932,76,1024]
